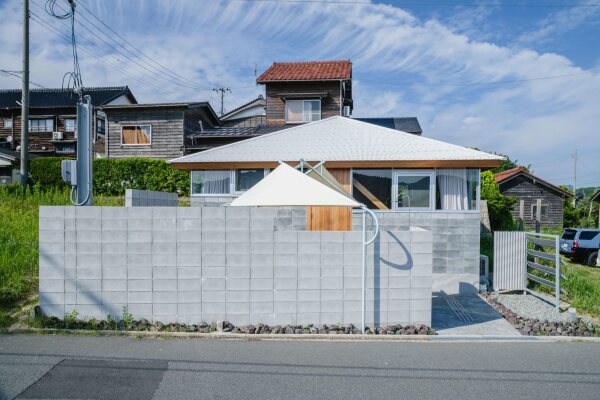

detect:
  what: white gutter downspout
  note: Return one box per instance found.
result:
[361,205,379,334]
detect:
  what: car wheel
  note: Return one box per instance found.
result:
[588,251,598,267]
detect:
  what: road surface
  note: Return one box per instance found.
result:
[1,334,599,400]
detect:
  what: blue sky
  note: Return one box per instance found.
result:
[1,0,599,188]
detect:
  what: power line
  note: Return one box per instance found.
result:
[234,0,600,8]
[29,10,175,94]
[0,69,46,88]
[76,1,213,91]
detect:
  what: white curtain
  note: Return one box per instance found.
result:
[197,170,230,194]
[437,169,469,210]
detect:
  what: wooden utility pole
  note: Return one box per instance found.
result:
[20,0,30,192]
[572,148,577,206]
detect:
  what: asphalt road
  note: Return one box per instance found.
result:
[1,335,599,400]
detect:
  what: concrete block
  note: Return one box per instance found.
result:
[298,242,320,254]
[226,254,250,267]
[320,231,344,243]
[127,303,153,316]
[226,218,250,231]
[39,217,65,231]
[77,268,101,279]
[250,291,273,303]
[321,291,343,302]
[227,278,249,291]
[71,304,103,318]
[178,291,202,303]
[77,279,102,292]
[226,302,249,315]
[226,230,250,243]
[40,292,65,305]
[226,242,250,255]
[320,312,343,325]
[177,230,202,243]
[343,266,362,278]
[226,315,250,326]
[250,231,273,243]
[201,230,226,243]
[177,218,202,232]
[250,314,274,326]
[153,218,177,232]
[297,302,319,313]
[39,279,64,293]
[128,280,152,292]
[102,230,127,244]
[177,267,202,279]
[152,254,177,267]
[411,276,433,288]
[226,266,250,279]
[102,243,127,254]
[297,254,320,267]
[153,291,177,303]
[298,231,320,243]
[388,278,411,290]
[343,253,362,266]
[39,242,64,256]
[321,253,343,266]
[154,303,177,316]
[152,230,176,243]
[321,278,343,290]
[128,267,152,280]
[102,279,127,292]
[274,254,297,268]
[250,218,275,230]
[251,278,273,291]
[77,291,101,305]
[127,219,152,231]
[177,254,201,267]
[202,278,225,291]
[153,279,178,291]
[297,289,319,301]
[250,266,273,279]
[298,266,320,278]
[274,301,297,314]
[127,290,152,304]
[102,219,127,231]
[274,290,297,302]
[65,280,76,292]
[274,231,297,243]
[177,243,202,255]
[274,242,297,255]
[202,290,225,302]
[202,302,225,315]
[321,267,343,278]
[250,242,274,255]
[274,278,296,290]
[297,278,320,290]
[201,242,226,255]
[250,302,273,314]
[226,290,250,303]
[178,303,202,315]
[127,254,152,267]
[201,267,225,278]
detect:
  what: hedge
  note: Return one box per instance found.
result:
[30,157,190,196]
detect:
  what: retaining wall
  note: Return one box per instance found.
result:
[38,206,432,326]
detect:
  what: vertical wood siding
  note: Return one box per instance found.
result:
[307,168,352,231]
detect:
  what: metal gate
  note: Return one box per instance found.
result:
[493,231,565,311]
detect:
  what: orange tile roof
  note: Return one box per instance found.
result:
[256,60,352,83]
[494,166,526,183]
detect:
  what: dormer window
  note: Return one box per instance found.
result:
[285,99,321,124]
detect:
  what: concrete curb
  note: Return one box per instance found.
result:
[6,327,600,342]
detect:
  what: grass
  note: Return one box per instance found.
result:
[0,184,122,328]
[560,262,600,319]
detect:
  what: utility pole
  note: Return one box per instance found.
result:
[20,0,29,192]
[213,87,231,116]
[572,148,577,206]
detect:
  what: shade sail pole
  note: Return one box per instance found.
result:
[361,205,379,334]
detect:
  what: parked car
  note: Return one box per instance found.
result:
[560,228,600,266]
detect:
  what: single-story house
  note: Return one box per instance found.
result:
[494,166,573,228]
[169,116,504,294]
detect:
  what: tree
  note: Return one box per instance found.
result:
[481,170,516,231]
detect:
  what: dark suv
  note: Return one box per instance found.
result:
[560,228,600,266]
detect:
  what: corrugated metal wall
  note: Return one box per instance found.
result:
[493,231,526,291]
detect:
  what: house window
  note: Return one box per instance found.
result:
[3,119,12,129]
[29,118,54,133]
[235,169,266,192]
[96,118,106,140]
[64,118,76,133]
[393,170,435,210]
[191,170,231,195]
[352,169,392,210]
[55,144,75,154]
[436,168,479,211]
[285,99,321,123]
[121,125,151,145]
[531,204,548,219]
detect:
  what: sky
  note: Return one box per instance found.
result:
[0,0,599,188]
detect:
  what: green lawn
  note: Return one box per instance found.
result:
[560,262,600,320]
[0,184,122,328]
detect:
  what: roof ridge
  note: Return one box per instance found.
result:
[272,60,351,65]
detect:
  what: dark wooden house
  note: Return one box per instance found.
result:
[0,87,136,157]
[101,102,221,159]
[495,167,574,228]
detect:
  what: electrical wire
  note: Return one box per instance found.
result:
[44,0,83,94]
[234,0,600,7]
[0,69,46,88]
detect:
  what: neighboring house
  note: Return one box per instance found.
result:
[169,116,503,293]
[0,86,136,157]
[494,166,573,228]
[0,148,39,184]
[220,95,266,128]
[100,102,221,159]
[190,60,423,150]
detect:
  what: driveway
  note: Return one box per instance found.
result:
[432,293,520,336]
[1,334,599,400]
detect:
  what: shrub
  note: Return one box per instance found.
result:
[30,157,190,196]
[481,170,516,231]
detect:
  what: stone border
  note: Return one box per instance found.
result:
[7,327,600,342]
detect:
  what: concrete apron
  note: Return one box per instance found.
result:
[7,327,600,342]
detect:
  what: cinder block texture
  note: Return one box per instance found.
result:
[125,189,178,207]
[39,207,433,326]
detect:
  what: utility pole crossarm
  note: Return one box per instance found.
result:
[213,87,231,117]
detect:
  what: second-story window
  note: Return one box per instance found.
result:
[96,118,106,140]
[29,118,54,133]
[121,125,151,145]
[285,99,321,123]
[3,118,12,129]
[64,119,76,133]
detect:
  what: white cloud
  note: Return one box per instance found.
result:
[0,0,598,185]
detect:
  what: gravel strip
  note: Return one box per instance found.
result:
[492,293,571,323]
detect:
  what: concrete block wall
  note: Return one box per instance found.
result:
[353,211,480,294]
[39,206,432,326]
[125,189,178,207]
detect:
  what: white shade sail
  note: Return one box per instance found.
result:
[230,163,360,207]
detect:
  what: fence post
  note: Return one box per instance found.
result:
[555,234,560,312]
